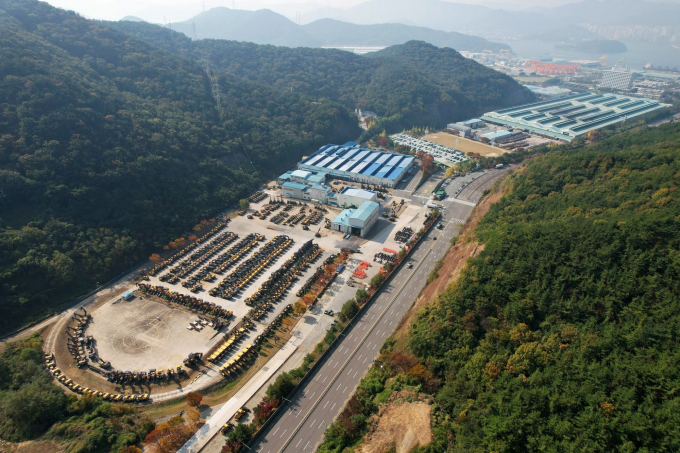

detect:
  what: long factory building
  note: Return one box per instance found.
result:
[481,93,669,142]
[298,144,415,187]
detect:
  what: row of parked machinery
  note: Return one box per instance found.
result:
[248,190,268,203]
[45,353,149,403]
[194,233,265,281]
[147,220,229,277]
[209,235,294,299]
[161,231,237,280]
[374,252,396,263]
[244,240,321,307]
[105,366,186,385]
[137,283,234,320]
[64,307,92,367]
[394,227,414,244]
[207,321,254,363]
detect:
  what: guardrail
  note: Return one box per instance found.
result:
[245,212,440,449]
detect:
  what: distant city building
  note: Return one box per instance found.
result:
[600,68,634,91]
[331,201,380,238]
[482,92,669,142]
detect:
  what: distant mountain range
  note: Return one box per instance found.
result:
[161,7,510,52]
[298,0,680,40]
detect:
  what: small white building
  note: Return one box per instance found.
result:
[331,201,380,238]
[281,181,331,203]
[600,68,634,91]
[336,187,378,208]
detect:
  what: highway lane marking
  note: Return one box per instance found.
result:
[280,429,287,438]
[331,403,336,411]
[304,441,310,450]
[296,439,302,448]
[273,427,280,435]
[353,371,357,378]
[323,401,328,409]
[318,420,325,429]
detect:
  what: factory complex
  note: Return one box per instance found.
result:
[297,143,416,188]
[482,93,669,142]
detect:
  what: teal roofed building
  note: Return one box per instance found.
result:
[331,201,379,238]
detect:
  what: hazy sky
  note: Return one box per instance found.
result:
[39,0,568,23]
[38,0,680,23]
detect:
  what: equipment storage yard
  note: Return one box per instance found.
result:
[47,184,427,403]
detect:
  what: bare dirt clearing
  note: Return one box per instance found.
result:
[360,391,433,453]
[424,132,507,157]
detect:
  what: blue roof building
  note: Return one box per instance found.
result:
[298,144,415,187]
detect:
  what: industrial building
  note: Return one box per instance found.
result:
[331,201,380,238]
[600,68,634,91]
[298,144,415,188]
[333,187,378,208]
[281,181,331,203]
[278,170,327,186]
[481,93,669,142]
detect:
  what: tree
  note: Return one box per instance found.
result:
[422,153,435,176]
[355,289,369,305]
[370,273,384,289]
[239,199,250,211]
[445,167,455,178]
[186,392,203,407]
[266,372,295,402]
[149,253,163,263]
[120,447,143,453]
[339,299,359,322]
[301,294,316,306]
[293,301,307,315]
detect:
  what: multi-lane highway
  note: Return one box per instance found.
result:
[248,198,475,453]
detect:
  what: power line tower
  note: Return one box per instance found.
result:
[192,21,197,39]
[203,59,222,116]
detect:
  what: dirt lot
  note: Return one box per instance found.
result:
[423,132,507,157]
[88,296,222,371]
[360,391,433,453]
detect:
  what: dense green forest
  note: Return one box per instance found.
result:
[0,335,154,450]
[405,122,680,452]
[105,21,534,136]
[0,0,360,334]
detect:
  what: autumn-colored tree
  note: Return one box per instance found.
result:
[422,153,435,176]
[293,301,307,315]
[301,294,316,306]
[120,447,143,453]
[149,253,163,263]
[324,264,336,278]
[253,397,279,426]
[378,137,390,148]
[188,235,198,242]
[186,391,203,407]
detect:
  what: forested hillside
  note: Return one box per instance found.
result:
[406,123,680,451]
[106,21,534,136]
[0,0,360,334]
